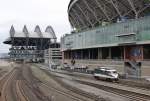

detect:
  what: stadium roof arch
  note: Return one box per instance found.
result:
[68,0,150,30]
[8,25,57,39]
[3,25,57,46]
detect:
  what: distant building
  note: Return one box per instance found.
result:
[0,53,9,59]
[4,25,57,62]
[44,43,62,66]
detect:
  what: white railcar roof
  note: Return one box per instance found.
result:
[97,67,117,72]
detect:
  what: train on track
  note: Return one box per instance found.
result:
[93,67,119,82]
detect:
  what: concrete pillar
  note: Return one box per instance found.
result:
[62,51,65,62]
[120,47,123,59]
[98,48,102,59]
[66,52,68,59]
[88,49,90,59]
[109,47,112,59]
[81,50,83,59]
[69,51,70,59]
[141,46,144,60]
[69,51,71,59]
[92,49,94,59]
[124,46,126,60]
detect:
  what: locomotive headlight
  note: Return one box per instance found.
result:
[114,74,119,78]
[111,72,118,78]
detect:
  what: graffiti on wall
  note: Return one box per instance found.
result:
[125,46,143,61]
[124,46,142,78]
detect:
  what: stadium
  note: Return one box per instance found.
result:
[4,25,57,62]
[61,0,150,77]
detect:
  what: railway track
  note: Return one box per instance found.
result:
[3,63,150,101]
[0,66,30,101]
[16,80,30,101]
[0,64,52,101]
[28,65,95,101]
[41,81,89,101]
[42,69,150,101]
[0,68,17,101]
[41,69,105,101]
[0,68,16,91]
[75,79,150,101]
[49,69,150,91]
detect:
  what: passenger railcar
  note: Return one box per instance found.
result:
[93,67,119,81]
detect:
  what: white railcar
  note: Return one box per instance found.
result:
[93,67,119,81]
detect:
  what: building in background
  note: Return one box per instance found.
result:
[4,25,57,63]
[44,43,62,66]
[0,53,9,59]
[61,0,150,76]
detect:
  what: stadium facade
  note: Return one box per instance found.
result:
[61,0,150,76]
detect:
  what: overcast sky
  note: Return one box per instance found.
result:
[0,0,71,53]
